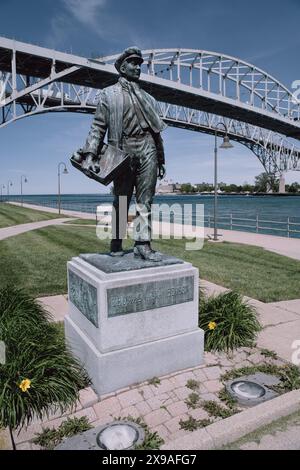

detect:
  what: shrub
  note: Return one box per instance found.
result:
[0,286,90,436]
[0,286,51,338]
[199,291,261,352]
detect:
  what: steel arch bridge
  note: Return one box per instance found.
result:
[1,37,300,175]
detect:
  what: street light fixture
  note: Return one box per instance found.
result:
[20,175,28,206]
[212,123,234,241]
[7,180,13,200]
[57,162,68,214]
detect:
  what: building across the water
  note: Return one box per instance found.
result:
[156,180,181,194]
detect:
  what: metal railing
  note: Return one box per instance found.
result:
[205,213,300,238]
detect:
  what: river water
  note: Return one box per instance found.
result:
[8,193,300,238]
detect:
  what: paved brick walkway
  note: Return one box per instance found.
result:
[13,347,286,450]
[2,279,298,450]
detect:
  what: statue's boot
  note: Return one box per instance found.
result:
[110,239,124,257]
[133,242,162,262]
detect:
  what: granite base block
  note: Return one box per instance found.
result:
[65,315,204,395]
[65,254,204,395]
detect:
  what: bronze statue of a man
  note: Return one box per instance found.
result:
[81,46,167,261]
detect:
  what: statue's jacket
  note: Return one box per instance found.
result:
[82,82,165,164]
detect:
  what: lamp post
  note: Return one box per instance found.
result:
[7,180,13,200]
[0,184,5,202]
[212,123,234,241]
[57,162,68,214]
[20,175,28,206]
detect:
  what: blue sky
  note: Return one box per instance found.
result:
[1,0,300,194]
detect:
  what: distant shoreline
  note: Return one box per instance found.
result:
[3,192,300,198]
[157,192,300,197]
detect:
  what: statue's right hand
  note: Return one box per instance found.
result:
[72,149,84,164]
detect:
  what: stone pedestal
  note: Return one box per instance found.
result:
[65,252,204,396]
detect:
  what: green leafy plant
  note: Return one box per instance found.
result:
[199,291,261,352]
[275,365,300,392]
[33,416,92,450]
[221,363,280,382]
[117,416,164,450]
[179,416,211,431]
[147,377,161,387]
[201,400,238,419]
[186,379,200,391]
[221,364,300,394]
[260,349,278,360]
[0,285,51,332]
[0,286,90,448]
[185,392,200,409]
[32,427,61,450]
[218,389,239,409]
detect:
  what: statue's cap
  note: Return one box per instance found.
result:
[114,47,144,72]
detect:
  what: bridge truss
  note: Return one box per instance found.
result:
[0,37,300,175]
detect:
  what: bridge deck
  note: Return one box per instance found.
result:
[1,37,300,139]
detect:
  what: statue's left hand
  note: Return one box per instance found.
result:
[158,163,166,180]
[82,153,100,174]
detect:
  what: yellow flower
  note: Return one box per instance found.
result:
[19,378,31,392]
[208,321,217,330]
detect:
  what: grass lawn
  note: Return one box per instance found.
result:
[0,224,299,302]
[0,203,66,228]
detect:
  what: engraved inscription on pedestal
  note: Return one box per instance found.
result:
[68,270,98,327]
[107,276,194,317]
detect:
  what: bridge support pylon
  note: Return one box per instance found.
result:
[279,173,286,193]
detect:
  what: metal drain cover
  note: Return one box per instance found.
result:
[231,380,266,399]
[55,421,145,450]
[96,421,145,450]
[226,374,279,407]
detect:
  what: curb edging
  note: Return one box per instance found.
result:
[162,389,300,450]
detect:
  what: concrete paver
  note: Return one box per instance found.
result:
[249,299,299,328]
[0,217,71,241]
[257,319,300,362]
[37,295,68,322]
[203,227,300,261]
[267,299,300,316]
[9,202,95,220]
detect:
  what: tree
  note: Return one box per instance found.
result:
[180,183,195,193]
[254,173,279,193]
[242,183,253,193]
[288,182,300,193]
[195,182,213,192]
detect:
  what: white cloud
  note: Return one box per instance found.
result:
[245,43,298,64]
[62,0,106,28]
[45,14,71,49]
[44,0,139,49]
